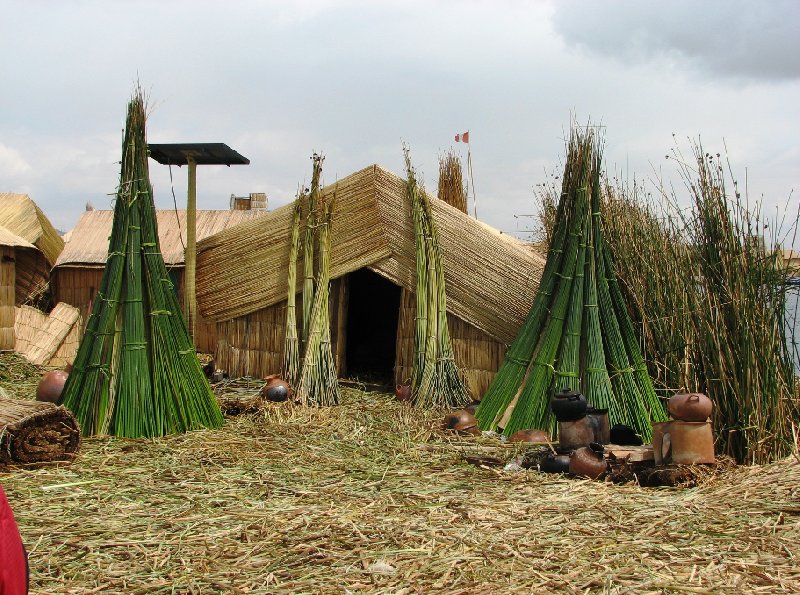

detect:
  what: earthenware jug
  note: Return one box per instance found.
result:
[569,443,607,479]
[442,409,480,436]
[36,370,69,404]
[558,416,594,450]
[261,374,291,402]
[508,429,551,443]
[540,451,571,474]
[586,407,611,444]
[667,392,713,422]
[550,387,588,422]
[395,383,412,402]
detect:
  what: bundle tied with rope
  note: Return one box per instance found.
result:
[0,396,80,466]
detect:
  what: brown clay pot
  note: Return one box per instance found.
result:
[395,384,412,402]
[261,374,291,402]
[442,410,480,436]
[558,417,594,450]
[36,370,69,404]
[508,429,551,443]
[653,420,715,465]
[667,392,713,422]
[569,443,607,479]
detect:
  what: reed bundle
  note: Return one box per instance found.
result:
[58,90,223,438]
[476,127,665,438]
[282,197,303,388]
[404,149,471,409]
[294,154,340,406]
[437,150,468,213]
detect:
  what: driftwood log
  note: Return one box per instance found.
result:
[0,398,80,467]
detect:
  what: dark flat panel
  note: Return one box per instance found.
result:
[148,143,249,166]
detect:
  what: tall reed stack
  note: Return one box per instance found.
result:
[293,154,340,406]
[405,149,471,409]
[437,151,468,214]
[476,127,665,438]
[59,90,223,437]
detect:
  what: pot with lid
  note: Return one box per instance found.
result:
[550,387,588,422]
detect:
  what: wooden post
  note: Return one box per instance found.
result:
[185,156,197,342]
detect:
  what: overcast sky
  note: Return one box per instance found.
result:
[1,0,798,245]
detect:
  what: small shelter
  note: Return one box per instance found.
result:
[196,165,546,397]
[52,209,266,353]
[0,193,64,304]
[0,193,65,349]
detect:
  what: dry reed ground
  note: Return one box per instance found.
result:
[1,376,798,594]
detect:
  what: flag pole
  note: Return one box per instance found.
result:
[466,140,478,220]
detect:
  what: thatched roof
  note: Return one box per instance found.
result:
[0,193,64,266]
[196,165,546,345]
[0,226,36,250]
[55,209,267,268]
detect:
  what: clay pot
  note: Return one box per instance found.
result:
[442,410,480,436]
[558,416,594,450]
[668,392,713,422]
[586,407,610,444]
[508,429,551,443]
[540,452,571,473]
[653,420,715,465]
[550,387,588,422]
[569,443,607,479]
[261,374,291,402]
[36,370,69,404]
[395,384,412,402]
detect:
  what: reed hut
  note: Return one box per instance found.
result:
[51,209,266,353]
[197,165,546,398]
[0,193,64,307]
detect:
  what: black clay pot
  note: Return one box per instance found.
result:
[550,387,588,422]
[540,452,571,474]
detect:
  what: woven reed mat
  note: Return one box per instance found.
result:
[0,397,80,467]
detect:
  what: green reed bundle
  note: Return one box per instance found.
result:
[59,90,222,437]
[282,196,303,388]
[295,190,339,406]
[404,149,471,409]
[302,156,322,348]
[476,127,665,438]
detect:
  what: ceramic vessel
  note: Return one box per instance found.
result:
[569,443,607,479]
[558,416,594,450]
[508,429,551,443]
[442,410,480,436]
[550,387,588,422]
[667,392,713,422]
[36,370,69,404]
[261,374,291,402]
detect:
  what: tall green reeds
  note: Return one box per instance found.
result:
[59,90,222,437]
[282,195,303,388]
[596,141,798,463]
[404,149,471,409]
[476,127,665,438]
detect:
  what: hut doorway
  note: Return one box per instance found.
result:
[344,268,401,385]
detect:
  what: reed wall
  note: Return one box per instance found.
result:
[394,287,507,400]
[0,247,16,350]
[53,266,218,354]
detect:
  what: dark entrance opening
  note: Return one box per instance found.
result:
[345,268,401,385]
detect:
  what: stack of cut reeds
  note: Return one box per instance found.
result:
[59,90,223,438]
[287,154,340,406]
[405,150,471,409]
[437,150,468,214]
[476,127,665,439]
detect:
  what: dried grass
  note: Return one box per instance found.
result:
[1,366,797,593]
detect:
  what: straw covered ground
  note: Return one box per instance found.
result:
[1,376,798,593]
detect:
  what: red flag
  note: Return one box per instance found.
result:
[454,131,470,143]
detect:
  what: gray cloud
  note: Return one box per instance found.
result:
[552,0,800,82]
